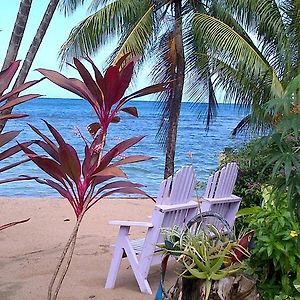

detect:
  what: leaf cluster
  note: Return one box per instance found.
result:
[248,201,300,299]
[160,225,248,300]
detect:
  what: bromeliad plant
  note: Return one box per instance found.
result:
[158,224,254,300]
[21,54,167,300]
[0,60,42,231]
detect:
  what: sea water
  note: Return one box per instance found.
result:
[0,98,249,197]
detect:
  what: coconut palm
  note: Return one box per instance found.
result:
[193,0,300,134]
[1,0,33,71]
[58,0,220,178]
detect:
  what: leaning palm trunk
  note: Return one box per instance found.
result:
[170,275,261,300]
[0,0,59,132]
[1,0,32,71]
[164,0,185,178]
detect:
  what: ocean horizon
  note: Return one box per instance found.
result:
[1,98,249,197]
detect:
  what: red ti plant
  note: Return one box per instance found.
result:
[0,60,42,231]
[22,54,167,300]
[36,54,167,147]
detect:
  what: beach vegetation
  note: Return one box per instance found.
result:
[247,198,300,299]
[157,214,257,299]
[0,60,42,230]
[21,54,166,300]
[193,0,300,135]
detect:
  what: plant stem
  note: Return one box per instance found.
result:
[48,132,108,300]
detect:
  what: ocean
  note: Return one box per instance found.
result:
[1,98,249,197]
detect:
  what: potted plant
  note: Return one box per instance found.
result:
[157,213,259,300]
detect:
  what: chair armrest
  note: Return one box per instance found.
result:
[201,194,241,204]
[156,200,199,212]
[109,220,153,228]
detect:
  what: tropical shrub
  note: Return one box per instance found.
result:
[157,214,255,300]
[0,60,41,231]
[248,198,300,299]
[257,75,300,221]
[219,140,273,209]
[22,54,166,300]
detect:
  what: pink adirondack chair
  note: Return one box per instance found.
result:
[200,162,241,228]
[105,166,198,294]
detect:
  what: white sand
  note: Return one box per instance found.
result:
[0,197,178,300]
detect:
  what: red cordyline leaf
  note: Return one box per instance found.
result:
[87,122,101,137]
[84,56,105,92]
[0,218,30,231]
[0,158,30,173]
[98,187,149,200]
[0,60,20,94]
[0,94,41,111]
[103,65,120,111]
[0,131,21,147]
[0,141,33,161]
[36,178,73,201]
[115,53,131,68]
[121,107,138,117]
[111,116,120,123]
[36,68,98,109]
[0,175,36,185]
[96,136,145,173]
[93,181,143,198]
[19,144,66,183]
[115,61,134,102]
[43,120,65,147]
[58,143,81,183]
[28,123,58,153]
[33,140,59,161]
[82,144,92,178]
[111,155,152,167]
[93,166,127,178]
[0,78,44,102]
[73,58,102,106]
[0,113,29,121]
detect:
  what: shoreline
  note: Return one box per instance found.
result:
[0,197,178,299]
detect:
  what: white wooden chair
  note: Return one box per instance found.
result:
[200,162,241,228]
[105,166,198,294]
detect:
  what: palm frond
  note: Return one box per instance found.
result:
[111,3,155,65]
[184,17,218,128]
[59,0,148,64]
[59,0,85,16]
[193,13,283,97]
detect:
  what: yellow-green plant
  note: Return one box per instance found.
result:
[160,224,250,300]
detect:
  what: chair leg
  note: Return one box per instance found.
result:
[123,237,152,294]
[105,227,129,289]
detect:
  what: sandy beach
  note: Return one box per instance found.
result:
[0,197,178,300]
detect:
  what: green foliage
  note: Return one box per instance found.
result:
[248,201,300,299]
[257,74,300,220]
[160,225,248,300]
[220,140,273,209]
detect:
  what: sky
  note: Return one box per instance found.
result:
[0,1,130,98]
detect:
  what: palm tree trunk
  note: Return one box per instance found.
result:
[1,0,33,71]
[0,0,59,133]
[164,0,185,179]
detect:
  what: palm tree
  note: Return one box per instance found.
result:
[1,0,33,71]
[58,0,219,178]
[0,0,60,132]
[192,0,300,134]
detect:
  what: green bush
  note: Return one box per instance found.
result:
[220,139,273,209]
[247,199,300,299]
